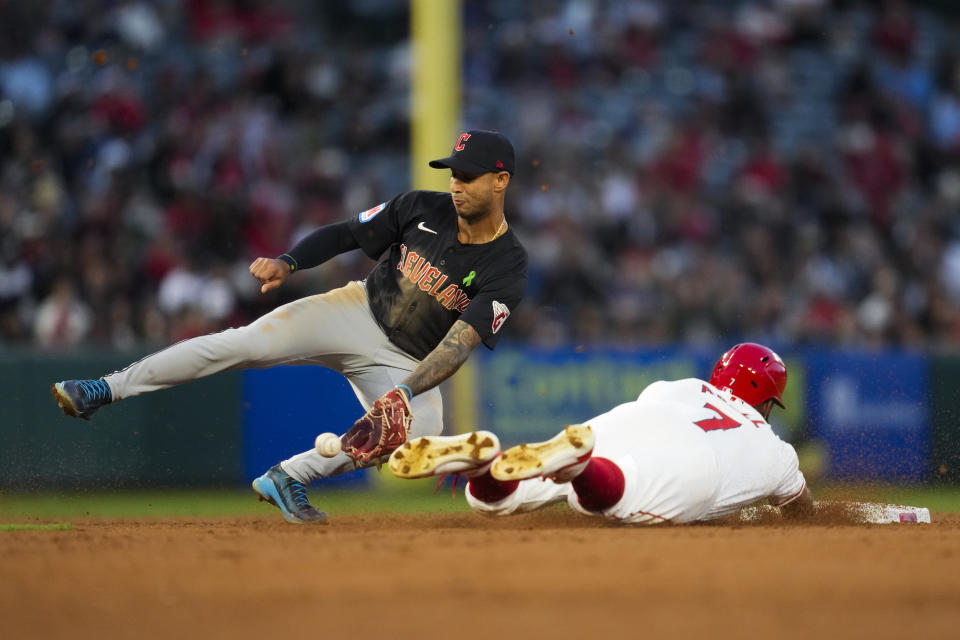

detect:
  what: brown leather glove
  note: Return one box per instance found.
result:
[341,388,413,465]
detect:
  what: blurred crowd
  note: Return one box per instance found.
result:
[3,0,960,353]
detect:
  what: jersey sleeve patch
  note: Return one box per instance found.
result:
[358,202,386,223]
[491,300,510,333]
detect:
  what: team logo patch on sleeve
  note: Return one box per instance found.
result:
[358,202,386,223]
[491,300,510,333]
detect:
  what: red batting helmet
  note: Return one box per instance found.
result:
[709,343,787,409]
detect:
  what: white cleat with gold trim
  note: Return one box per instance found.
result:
[388,431,501,479]
[491,424,595,483]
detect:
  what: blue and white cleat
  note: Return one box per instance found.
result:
[51,379,113,420]
[252,464,328,524]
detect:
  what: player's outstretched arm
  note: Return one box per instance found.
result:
[251,221,362,293]
[401,320,482,396]
[249,257,291,294]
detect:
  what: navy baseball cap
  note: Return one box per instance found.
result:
[429,130,516,175]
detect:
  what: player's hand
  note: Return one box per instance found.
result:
[341,388,414,466]
[249,257,290,294]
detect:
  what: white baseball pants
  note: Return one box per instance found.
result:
[466,402,720,524]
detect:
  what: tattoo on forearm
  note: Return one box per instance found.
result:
[404,321,481,395]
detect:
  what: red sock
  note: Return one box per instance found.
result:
[467,470,518,503]
[572,457,625,512]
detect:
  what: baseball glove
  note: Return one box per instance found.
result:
[341,388,413,466]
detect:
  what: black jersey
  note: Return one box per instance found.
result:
[346,190,528,360]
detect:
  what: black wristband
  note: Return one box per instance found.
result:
[276,254,298,273]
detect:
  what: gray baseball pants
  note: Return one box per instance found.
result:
[102,281,443,484]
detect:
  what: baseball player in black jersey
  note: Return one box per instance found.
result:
[51,130,528,524]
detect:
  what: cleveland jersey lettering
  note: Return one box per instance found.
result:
[347,190,527,360]
[396,244,471,312]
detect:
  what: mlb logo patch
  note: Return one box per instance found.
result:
[358,202,386,223]
[899,513,918,523]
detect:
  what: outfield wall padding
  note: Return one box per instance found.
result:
[0,349,243,488]
[3,346,957,487]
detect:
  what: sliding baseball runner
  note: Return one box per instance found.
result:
[391,344,931,525]
[391,343,812,523]
[391,343,931,524]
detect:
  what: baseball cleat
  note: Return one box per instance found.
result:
[388,431,501,479]
[51,379,113,420]
[491,424,595,483]
[252,464,328,525]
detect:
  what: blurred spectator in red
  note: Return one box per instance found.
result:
[34,278,92,349]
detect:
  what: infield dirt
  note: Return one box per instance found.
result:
[2,510,958,640]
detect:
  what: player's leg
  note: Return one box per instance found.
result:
[385,429,573,516]
[251,463,328,525]
[495,411,626,513]
[388,431,502,479]
[234,282,427,523]
[478,423,613,516]
[230,281,442,523]
[465,472,572,515]
[578,450,716,525]
[486,425,627,513]
[52,281,375,419]
[107,281,376,398]
[277,340,444,485]
[491,423,596,483]
[569,457,626,512]
[578,404,720,524]
[485,402,708,523]
[278,384,442,484]
[386,415,624,517]
[254,379,441,525]
[487,406,675,518]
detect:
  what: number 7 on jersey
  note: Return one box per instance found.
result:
[694,403,742,432]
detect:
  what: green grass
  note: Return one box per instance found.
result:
[0,482,472,519]
[0,483,958,520]
[814,485,960,514]
[0,523,73,531]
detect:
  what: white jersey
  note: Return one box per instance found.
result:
[467,378,806,524]
[633,378,806,520]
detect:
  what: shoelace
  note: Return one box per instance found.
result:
[283,477,311,509]
[433,452,502,499]
[77,380,111,405]
[435,474,462,498]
